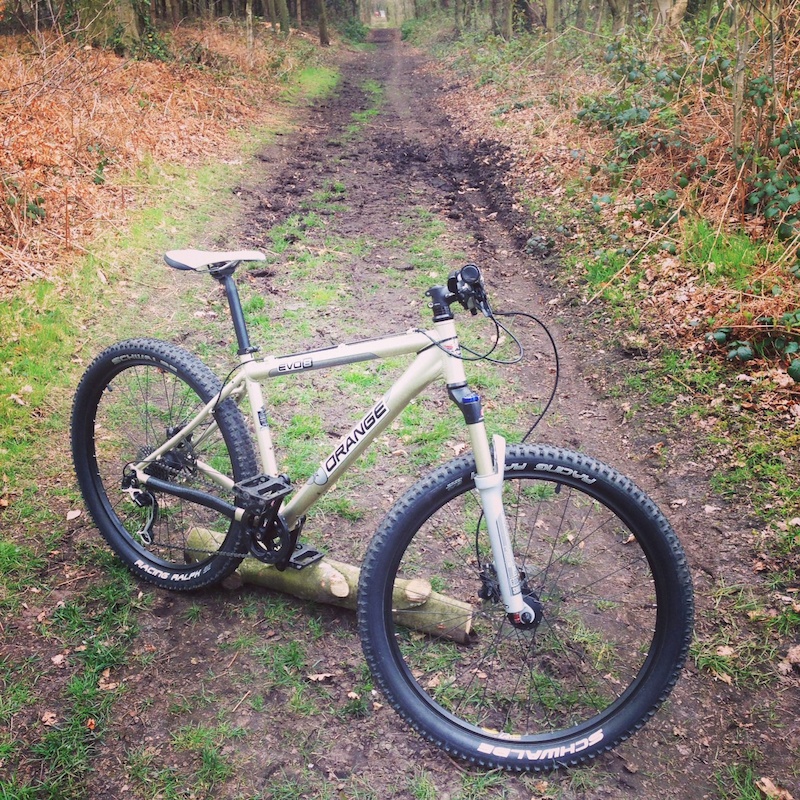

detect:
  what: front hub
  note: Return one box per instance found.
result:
[508,590,544,630]
[479,566,544,630]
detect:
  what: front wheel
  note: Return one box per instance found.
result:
[71,338,258,590]
[358,444,693,771]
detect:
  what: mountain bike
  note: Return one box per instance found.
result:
[70,249,694,771]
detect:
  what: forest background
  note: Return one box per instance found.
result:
[1,0,800,795]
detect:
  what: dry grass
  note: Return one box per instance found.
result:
[0,23,304,294]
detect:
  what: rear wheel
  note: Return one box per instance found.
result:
[358,444,693,770]
[71,338,258,590]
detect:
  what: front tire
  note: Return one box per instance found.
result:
[71,338,258,590]
[358,444,693,770]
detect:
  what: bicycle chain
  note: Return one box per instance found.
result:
[146,537,258,561]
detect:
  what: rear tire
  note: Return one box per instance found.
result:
[71,338,258,590]
[358,444,693,770]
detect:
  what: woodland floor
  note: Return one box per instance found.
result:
[4,28,799,800]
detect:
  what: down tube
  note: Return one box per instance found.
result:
[280,346,444,530]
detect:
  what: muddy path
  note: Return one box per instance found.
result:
[81,30,797,800]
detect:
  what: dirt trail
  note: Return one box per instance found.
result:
[83,30,797,799]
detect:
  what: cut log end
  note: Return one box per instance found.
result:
[186,527,474,643]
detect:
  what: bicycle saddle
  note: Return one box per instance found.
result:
[164,249,266,271]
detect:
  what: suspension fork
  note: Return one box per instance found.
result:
[441,328,537,623]
[469,429,538,622]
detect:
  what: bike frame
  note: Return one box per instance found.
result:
[130,299,533,619]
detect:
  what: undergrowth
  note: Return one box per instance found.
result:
[0,21,319,295]
[407,10,800,741]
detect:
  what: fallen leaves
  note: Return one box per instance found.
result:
[777,644,800,676]
[98,669,119,691]
[307,672,334,683]
[0,28,285,297]
[756,777,795,800]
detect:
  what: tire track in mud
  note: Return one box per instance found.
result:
[214,30,800,800]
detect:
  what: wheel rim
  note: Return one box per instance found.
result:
[86,361,241,570]
[383,469,669,744]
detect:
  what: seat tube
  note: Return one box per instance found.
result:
[240,356,279,475]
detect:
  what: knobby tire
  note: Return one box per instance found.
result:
[358,444,693,771]
[71,338,258,590]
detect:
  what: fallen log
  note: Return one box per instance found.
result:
[186,527,474,643]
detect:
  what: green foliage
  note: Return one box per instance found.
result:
[400,18,424,41]
[576,37,800,239]
[4,174,47,221]
[633,187,683,228]
[577,82,684,184]
[746,121,800,240]
[337,18,369,44]
[706,306,800,366]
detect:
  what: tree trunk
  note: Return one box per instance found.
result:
[246,0,254,56]
[500,0,512,38]
[166,0,180,25]
[575,0,589,30]
[276,0,290,33]
[266,0,277,32]
[187,528,474,644]
[545,0,557,59]
[490,0,501,33]
[732,0,751,154]
[318,0,329,45]
[78,0,142,50]
[666,0,688,26]
[605,0,625,33]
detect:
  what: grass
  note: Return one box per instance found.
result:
[684,219,770,288]
[689,581,780,688]
[279,65,339,104]
[128,724,242,799]
[0,50,345,798]
[714,757,764,800]
[7,563,144,799]
[345,77,385,137]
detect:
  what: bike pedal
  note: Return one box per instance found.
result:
[287,542,325,570]
[234,473,292,514]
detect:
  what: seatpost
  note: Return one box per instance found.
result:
[215,268,256,356]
